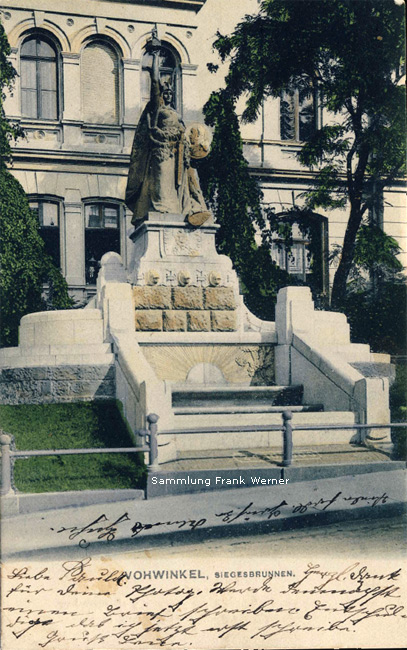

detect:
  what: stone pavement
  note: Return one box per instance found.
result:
[1,468,406,561]
[163,443,393,470]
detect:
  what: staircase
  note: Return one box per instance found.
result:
[145,380,400,498]
[166,382,357,453]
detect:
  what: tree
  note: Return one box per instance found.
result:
[201,89,299,320]
[0,19,24,162]
[0,21,73,347]
[204,0,406,309]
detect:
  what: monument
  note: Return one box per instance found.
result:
[125,27,244,335]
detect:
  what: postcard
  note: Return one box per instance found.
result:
[1,1,406,649]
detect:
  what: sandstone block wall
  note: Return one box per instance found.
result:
[134,286,238,332]
[0,365,115,405]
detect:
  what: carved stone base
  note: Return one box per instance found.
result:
[129,212,241,332]
[129,212,239,292]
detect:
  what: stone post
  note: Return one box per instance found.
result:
[0,433,13,496]
[146,414,160,471]
[282,411,293,467]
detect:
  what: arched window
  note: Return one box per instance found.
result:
[21,35,59,119]
[280,79,317,142]
[29,198,61,268]
[141,44,181,112]
[81,41,120,124]
[84,202,121,284]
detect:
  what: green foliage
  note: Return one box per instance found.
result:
[201,90,298,320]
[390,362,407,461]
[344,280,406,356]
[328,224,406,356]
[0,21,24,165]
[0,401,147,492]
[0,170,45,346]
[207,0,406,309]
[43,260,75,311]
[0,170,74,346]
[353,224,403,274]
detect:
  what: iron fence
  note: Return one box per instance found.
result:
[1,412,406,496]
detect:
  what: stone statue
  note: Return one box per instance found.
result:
[125,29,212,228]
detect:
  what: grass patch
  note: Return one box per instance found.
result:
[0,402,147,493]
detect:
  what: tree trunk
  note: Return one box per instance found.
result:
[330,205,364,309]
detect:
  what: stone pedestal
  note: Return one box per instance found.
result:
[129,213,242,332]
[129,213,238,291]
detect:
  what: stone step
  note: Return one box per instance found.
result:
[19,343,113,356]
[166,410,357,451]
[1,353,115,368]
[173,403,323,415]
[171,384,303,409]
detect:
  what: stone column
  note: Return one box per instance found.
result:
[275,286,315,385]
[61,53,82,147]
[123,59,140,124]
[64,189,85,286]
[122,58,140,149]
[180,63,198,122]
[62,53,81,121]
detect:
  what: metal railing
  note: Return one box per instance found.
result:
[0,414,158,496]
[1,412,405,496]
[157,413,406,469]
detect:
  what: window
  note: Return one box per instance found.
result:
[82,41,120,124]
[280,80,317,142]
[21,35,58,119]
[270,216,328,295]
[29,200,60,267]
[271,225,311,283]
[141,45,181,112]
[85,203,120,284]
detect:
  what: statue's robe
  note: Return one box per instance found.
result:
[125,77,210,226]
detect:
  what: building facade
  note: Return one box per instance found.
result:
[2,0,406,303]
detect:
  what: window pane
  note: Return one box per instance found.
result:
[29,202,39,220]
[21,59,37,90]
[86,205,102,228]
[39,60,57,91]
[104,207,118,228]
[159,49,175,69]
[298,87,315,142]
[40,90,57,119]
[41,202,58,227]
[21,39,58,119]
[82,42,119,124]
[280,91,295,140]
[37,40,55,58]
[41,228,60,268]
[299,102,315,142]
[85,229,120,284]
[21,89,37,118]
[288,244,303,273]
[21,38,37,56]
